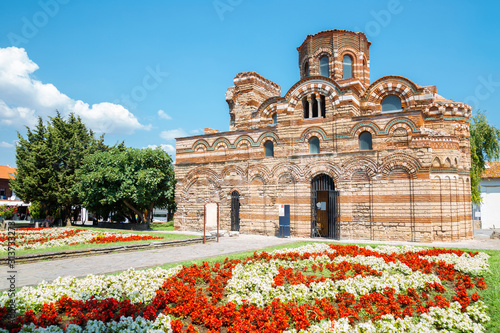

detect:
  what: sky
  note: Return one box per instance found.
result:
[0,0,499,167]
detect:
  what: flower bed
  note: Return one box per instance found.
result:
[0,243,491,332]
[0,228,162,252]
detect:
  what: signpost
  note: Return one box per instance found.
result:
[278,204,290,237]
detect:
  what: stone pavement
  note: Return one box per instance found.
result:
[1,231,498,290]
[1,234,297,290]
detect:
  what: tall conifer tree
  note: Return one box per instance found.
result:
[11,113,106,224]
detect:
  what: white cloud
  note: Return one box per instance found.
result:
[0,100,37,128]
[160,128,187,141]
[190,128,202,135]
[0,141,14,148]
[0,46,149,134]
[73,101,151,135]
[146,144,175,153]
[157,109,171,120]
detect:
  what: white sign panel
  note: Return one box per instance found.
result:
[205,202,218,228]
[279,204,285,217]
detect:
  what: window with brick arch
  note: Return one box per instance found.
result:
[320,95,326,118]
[264,140,274,157]
[381,95,402,112]
[320,56,329,77]
[303,95,326,119]
[311,96,319,118]
[359,131,372,150]
[302,97,309,118]
[342,55,353,79]
[304,62,309,77]
[309,136,320,154]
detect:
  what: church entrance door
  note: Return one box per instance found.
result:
[311,174,340,239]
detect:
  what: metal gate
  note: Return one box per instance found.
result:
[311,174,340,239]
[329,190,340,239]
[230,191,240,231]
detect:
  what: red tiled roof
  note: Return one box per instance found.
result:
[482,161,500,179]
[0,165,16,180]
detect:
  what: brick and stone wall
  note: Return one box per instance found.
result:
[174,29,472,242]
[0,180,12,199]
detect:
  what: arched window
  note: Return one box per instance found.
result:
[264,140,274,157]
[311,94,318,118]
[272,113,277,125]
[381,95,402,112]
[359,131,372,151]
[303,95,326,119]
[342,55,353,79]
[304,62,309,77]
[320,56,329,77]
[320,95,326,118]
[309,137,320,154]
[302,97,310,118]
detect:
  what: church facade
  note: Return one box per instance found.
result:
[174,29,472,242]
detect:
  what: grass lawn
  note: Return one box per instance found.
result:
[152,241,500,332]
[476,248,500,332]
[150,220,174,231]
[0,226,197,257]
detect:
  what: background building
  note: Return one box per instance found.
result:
[0,165,16,201]
[0,165,30,220]
[174,29,472,242]
[476,161,500,230]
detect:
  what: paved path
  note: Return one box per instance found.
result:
[1,234,297,290]
[1,231,498,290]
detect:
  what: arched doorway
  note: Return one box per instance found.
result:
[230,190,240,231]
[311,174,340,239]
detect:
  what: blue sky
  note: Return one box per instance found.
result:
[0,0,499,167]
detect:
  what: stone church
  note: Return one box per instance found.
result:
[174,29,472,242]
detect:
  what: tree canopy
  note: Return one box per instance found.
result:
[11,113,106,223]
[74,147,175,224]
[469,111,500,204]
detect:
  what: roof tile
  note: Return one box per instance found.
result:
[0,165,16,180]
[482,161,500,179]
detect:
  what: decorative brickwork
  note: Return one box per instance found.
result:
[175,29,472,242]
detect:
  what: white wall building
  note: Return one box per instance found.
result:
[479,162,500,230]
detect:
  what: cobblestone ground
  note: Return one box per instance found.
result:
[1,230,498,290]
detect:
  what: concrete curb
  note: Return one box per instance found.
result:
[0,236,216,264]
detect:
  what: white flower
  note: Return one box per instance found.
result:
[1,266,182,312]
[11,243,490,332]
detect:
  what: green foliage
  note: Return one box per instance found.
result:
[470,111,500,204]
[75,147,176,224]
[0,205,17,219]
[28,201,45,219]
[11,113,106,223]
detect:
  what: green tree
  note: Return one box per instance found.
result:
[470,111,500,204]
[28,201,45,219]
[11,112,106,225]
[75,147,176,226]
